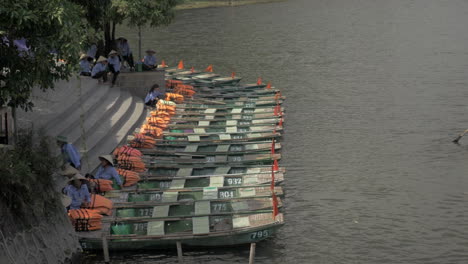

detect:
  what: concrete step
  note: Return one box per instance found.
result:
[65,86,122,146]
[78,90,146,173]
[42,77,104,133]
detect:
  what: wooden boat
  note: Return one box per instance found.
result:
[130,172,284,190]
[140,142,281,155]
[141,153,280,166]
[177,100,282,109]
[174,107,284,115]
[191,73,220,80]
[157,131,280,144]
[163,126,281,136]
[78,213,284,250]
[143,166,284,178]
[168,113,283,123]
[166,118,281,129]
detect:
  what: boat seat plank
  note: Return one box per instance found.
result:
[243,175,258,184]
[231,201,249,211]
[239,188,256,197]
[193,216,210,234]
[234,101,244,106]
[195,201,211,215]
[177,168,193,177]
[246,168,262,174]
[198,121,210,126]
[162,192,178,202]
[147,221,165,236]
[244,144,259,150]
[216,145,230,152]
[194,128,206,134]
[204,108,217,114]
[219,134,231,140]
[152,205,170,217]
[226,127,237,133]
[203,187,218,200]
[231,108,243,114]
[184,145,198,153]
[214,167,230,175]
[226,120,237,126]
[205,115,215,120]
[209,176,224,187]
[188,135,200,142]
[215,155,227,163]
[233,216,250,229]
[170,179,186,189]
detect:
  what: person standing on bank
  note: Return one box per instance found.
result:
[142,49,157,71]
[95,155,123,189]
[116,37,134,70]
[91,56,108,83]
[79,54,92,76]
[57,135,81,170]
[108,50,120,86]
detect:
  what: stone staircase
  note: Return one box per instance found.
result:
[39,77,147,173]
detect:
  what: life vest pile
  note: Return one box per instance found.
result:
[87,194,113,216]
[165,93,184,103]
[140,124,164,138]
[117,155,146,172]
[113,145,142,158]
[166,79,183,89]
[174,84,196,97]
[68,209,103,231]
[156,100,176,116]
[117,168,141,187]
[146,116,170,129]
[128,134,156,149]
[89,179,114,192]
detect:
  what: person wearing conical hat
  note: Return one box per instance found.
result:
[107,50,120,86]
[79,54,92,76]
[57,135,81,170]
[142,49,157,71]
[95,155,123,189]
[63,173,91,210]
[91,56,108,83]
[116,37,134,69]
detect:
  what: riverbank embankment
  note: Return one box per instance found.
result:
[176,0,286,10]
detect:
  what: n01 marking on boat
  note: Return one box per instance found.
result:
[149,193,163,201]
[250,230,269,240]
[219,191,235,198]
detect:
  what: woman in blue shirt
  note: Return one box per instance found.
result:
[108,50,120,86]
[64,174,91,210]
[91,56,108,82]
[144,84,164,107]
[79,54,91,76]
[95,155,123,189]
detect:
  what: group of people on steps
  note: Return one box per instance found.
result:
[79,37,159,86]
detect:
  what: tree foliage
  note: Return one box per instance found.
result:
[73,0,177,54]
[0,0,88,111]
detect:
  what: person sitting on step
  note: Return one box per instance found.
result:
[95,155,123,189]
[144,84,164,107]
[57,135,81,170]
[107,50,120,86]
[64,174,91,210]
[91,56,108,82]
[79,54,92,76]
[142,49,157,71]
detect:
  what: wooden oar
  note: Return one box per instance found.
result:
[453,129,468,143]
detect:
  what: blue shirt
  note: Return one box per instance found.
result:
[117,42,131,56]
[96,165,122,185]
[79,60,91,73]
[87,44,97,58]
[62,143,81,168]
[91,63,107,77]
[145,90,164,103]
[143,55,156,66]
[108,56,120,72]
[65,184,91,209]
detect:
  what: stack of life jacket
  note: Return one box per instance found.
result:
[117,168,141,187]
[140,123,164,138]
[117,154,146,172]
[113,145,142,157]
[68,209,103,231]
[166,79,183,89]
[174,84,196,97]
[146,116,171,129]
[87,194,113,216]
[156,100,176,116]
[127,133,156,149]
[165,93,184,103]
[89,179,114,192]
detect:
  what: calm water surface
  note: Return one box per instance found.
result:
[87,0,468,262]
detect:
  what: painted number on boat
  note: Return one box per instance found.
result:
[149,193,163,201]
[227,178,242,185]
[211,203,228,212]
[138,208,153,217]
[242,115,253,120]
[250,230,269,240]
[239,121,250,126]
[159,181,171,189]
[232,135,243,139]
[219,191,235,198]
